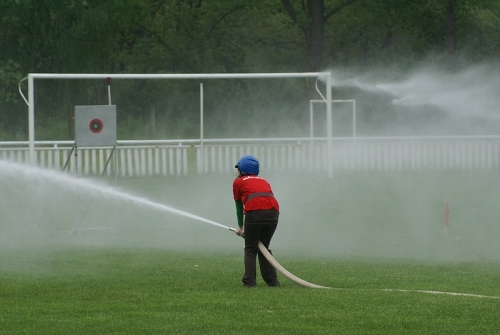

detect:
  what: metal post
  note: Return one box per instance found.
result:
[326,74,333,178]
[106,77,112,105]
[200,83,204,172]
[309,100,314,139]
[353,100,356,138]
[28,75,35,165]
[114,146,118,180]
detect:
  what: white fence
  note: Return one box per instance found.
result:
[1,136,500,176]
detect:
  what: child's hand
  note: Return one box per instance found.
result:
[235,227,244,236]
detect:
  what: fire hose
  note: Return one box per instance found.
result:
[229,227,329,289]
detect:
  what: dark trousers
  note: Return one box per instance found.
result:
[242,210,279,287]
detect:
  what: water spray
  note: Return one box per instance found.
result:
[1,160,328,288]
[110,191,331,288]
[5,160,500,297]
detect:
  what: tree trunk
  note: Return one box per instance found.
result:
[304,0,325,72]
[280,0,325,72]
[445,0,457,55]
[281,0,359,72]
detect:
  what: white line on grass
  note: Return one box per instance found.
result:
[381,289,500,299]
[331,288,500,299]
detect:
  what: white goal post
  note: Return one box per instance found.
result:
[23,72,334,177]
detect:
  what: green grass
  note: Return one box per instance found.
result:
[1,247,500,334]
[2,169,500,334]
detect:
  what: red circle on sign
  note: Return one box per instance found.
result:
[89,118,104,133]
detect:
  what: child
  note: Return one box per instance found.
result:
[233,155,280,287]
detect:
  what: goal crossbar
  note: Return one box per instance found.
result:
[24,72,334,177]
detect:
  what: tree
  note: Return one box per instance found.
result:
[279,0,359,71]
[1,0,499,140]
[0,59,25,140]
[445,0,458,55]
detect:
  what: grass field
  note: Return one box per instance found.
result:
[1,247,500,334]
[2,164,500,334]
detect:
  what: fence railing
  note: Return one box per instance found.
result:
[1,136,500,176]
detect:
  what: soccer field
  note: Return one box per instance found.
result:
[1,247,500,334]
[2,164,500,333]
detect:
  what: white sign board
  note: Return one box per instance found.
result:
[75,105,117,147]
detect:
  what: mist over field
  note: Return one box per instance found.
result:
[2,158,500,268]
[3,63,500,271]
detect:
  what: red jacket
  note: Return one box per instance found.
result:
[233,175,279,213]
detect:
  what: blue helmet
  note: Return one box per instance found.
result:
[235,155,259,175]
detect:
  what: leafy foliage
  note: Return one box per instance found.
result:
[0,0,498,140]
